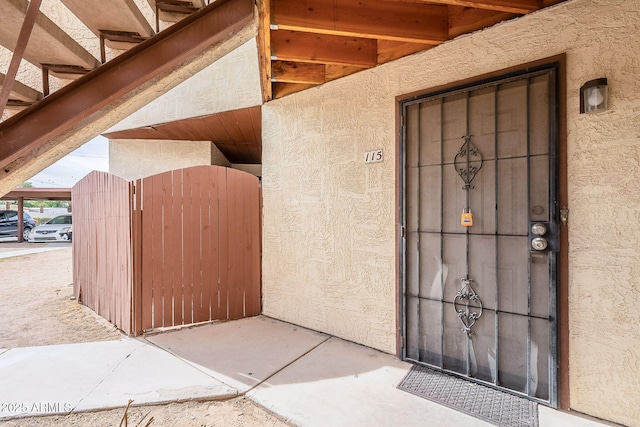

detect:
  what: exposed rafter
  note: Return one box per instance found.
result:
[272,0,448,44]
[260,0,564,100]
[271,30,377,67]
[272,61,325,84]
[382,0,542,14]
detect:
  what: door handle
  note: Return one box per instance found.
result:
[531,237,548,251]
[529,222,558,252]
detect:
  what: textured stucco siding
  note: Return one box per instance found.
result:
[261,0,640,425]
[107,38,262,132]
[109,139,229,180]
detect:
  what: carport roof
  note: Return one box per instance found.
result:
[0,187,71,201]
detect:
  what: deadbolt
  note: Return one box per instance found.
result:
[531,223,547,236]
[531,237,548,251]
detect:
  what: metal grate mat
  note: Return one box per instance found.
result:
[398,365,538,427]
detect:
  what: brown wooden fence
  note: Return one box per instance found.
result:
[73,166,261,336]
[73,172,134,334]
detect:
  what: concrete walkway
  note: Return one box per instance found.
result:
[0,316,611,426]
[0,239,70,259]
[0,245,69,259]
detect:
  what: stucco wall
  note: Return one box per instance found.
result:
[261,0,640,425]
[106,38,262,132]
[109,139,230,180]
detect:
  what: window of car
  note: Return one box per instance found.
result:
[47,215,72,225]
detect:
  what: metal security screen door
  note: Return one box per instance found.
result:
[401,67,559,405]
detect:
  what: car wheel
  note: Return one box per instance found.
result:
[23,227,31,241]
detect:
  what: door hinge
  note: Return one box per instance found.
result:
[400,335,405,348]
[401,225,406,238]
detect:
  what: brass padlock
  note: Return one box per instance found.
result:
[461,209,473,227]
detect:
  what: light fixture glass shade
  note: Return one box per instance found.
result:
[580,78,608,113]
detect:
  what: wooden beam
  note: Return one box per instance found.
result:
[271,61,325,84]
[325,65,363,82]
[271,30,377,67]
[382,0,542,14]
[377,40,435,64]
[272,0,448,44]
[272,82,316,99]
[257,0,272,101]
[0,0,41,116]
[448,6,515,38]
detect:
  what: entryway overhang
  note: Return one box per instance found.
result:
[103,105,262,164]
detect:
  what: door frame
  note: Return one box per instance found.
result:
[395,54,569,408]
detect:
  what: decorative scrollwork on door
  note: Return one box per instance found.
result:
[454,135,483,190]
[454,278,483,335]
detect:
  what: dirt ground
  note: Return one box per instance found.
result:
[0,244,291,427]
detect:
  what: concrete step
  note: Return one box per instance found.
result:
[61,0,155,50]
[0,72,42,104]
[147,0,206,23]
[0,0,99,73]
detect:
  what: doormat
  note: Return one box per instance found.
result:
[397,365,538,427]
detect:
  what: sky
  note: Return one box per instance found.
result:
[27,136,109,188]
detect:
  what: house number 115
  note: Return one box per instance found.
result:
[364,149,383,164]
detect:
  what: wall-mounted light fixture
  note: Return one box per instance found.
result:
[580,78,608,113]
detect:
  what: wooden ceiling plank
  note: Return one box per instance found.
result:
[202,114,233,143]
[271,30,377,67]
[173,119,204,141]
[272,82,316,99]
[271,0,448,44]
[324,65,364,82]
[103,127,166,140]
[271,60,325,84]
[248,105,262,151]
[215,111,246,146]
[153,122,188,140]
[377,40,435,64]
[448,6,515,38]
[188,118,217,140]
[381,0,542,14]
[232,108,258,144]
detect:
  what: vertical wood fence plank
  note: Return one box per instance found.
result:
[182,167,197,325]
[141,177,154,331]
[218,167,230,320]
[199,167,215,322]
[170,170,183,327]
[247,176,262,316]
[133,179,143,334]
[180,168,193,326]
[226,169,243,320]
[150,174,164,328]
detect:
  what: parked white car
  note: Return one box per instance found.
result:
[28,214,73,243]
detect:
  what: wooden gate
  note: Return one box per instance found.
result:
[73,172,134,334]
[73,166,261,336]
[132,166,261,332]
